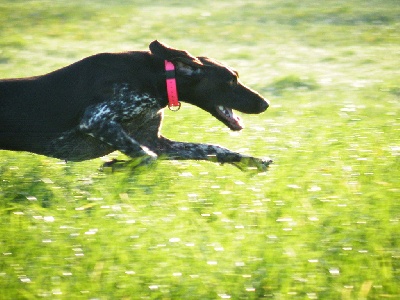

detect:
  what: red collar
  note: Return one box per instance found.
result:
[164,60,181,111]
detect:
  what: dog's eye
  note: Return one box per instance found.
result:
[229,78,237,86]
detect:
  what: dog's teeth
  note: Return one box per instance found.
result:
[218,106,230,117]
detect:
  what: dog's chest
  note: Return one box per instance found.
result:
[89,85,162,127]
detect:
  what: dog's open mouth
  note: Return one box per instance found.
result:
[216,105,244,131]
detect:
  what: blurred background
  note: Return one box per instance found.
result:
[1,0,399,299]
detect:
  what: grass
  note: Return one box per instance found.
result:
[0,0,399,299]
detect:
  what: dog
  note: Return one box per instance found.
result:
[0,40,271,171]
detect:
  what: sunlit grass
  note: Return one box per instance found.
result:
[1,0,399,299]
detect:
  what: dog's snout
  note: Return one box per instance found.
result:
[260,99,269,112]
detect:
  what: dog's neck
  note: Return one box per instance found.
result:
[164,60,181,111]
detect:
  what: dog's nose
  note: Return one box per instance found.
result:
[260,99,269,111]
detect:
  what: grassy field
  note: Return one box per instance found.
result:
[1,0,399,299]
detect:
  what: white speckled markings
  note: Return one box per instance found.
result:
[78,84,160,158]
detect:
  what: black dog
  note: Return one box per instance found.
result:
[0,40,271,171]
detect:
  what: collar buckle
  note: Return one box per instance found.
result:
[168,102,181,111]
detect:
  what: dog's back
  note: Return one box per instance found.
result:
[0,54,118,152]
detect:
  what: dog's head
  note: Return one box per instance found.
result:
[150,40,269,131]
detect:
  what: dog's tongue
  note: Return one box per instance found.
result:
[217,106,244,130]
[231,111,244,130]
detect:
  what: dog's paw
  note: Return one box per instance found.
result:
[256,158,273,171]
[126,147,158,166]
[232,157,273,172]
[139,153,158,166]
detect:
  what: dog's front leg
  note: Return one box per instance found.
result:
[79,107,156,163]
[151,136,271,171]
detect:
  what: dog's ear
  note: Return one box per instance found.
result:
[149,40,203,69]
[175,61,202,77]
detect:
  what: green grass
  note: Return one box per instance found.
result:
[1,0,399,299]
